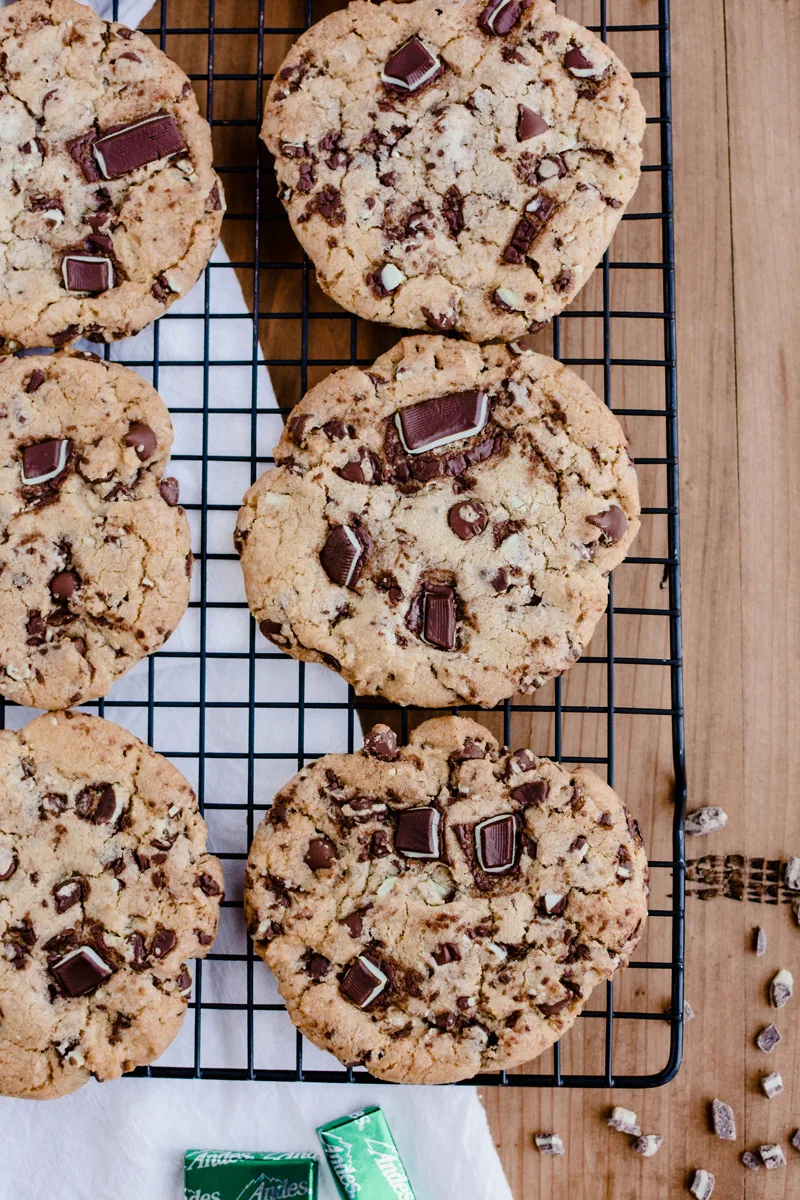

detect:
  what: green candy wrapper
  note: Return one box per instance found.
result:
[316,1106,417,1200]
[183,1150,318,1200]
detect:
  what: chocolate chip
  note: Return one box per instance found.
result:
[124,422,157,461]
[422,307,455,332]
[339,447,381,485]
[305,952,331,981]
[539,997,570,1017]
[51,946,113,996]
[489,568,508,593]
[93,113,187,179]
[21,439,70,486]
[340,955,389,1007]
[50,570,79,601]
[395,807,441,859]
[150,927,177,959]
[151,274,173,303]
[370,831,391,858]
[511,780,548,807]
[564,45,601,76]
[52,326,79,348]
[208,182,222,210]
[68,131,102,181]
[53,878,84,914]
[396,390,488,454]
[475,814,516,873]
[504,197,556,263]
[305,837,337,871]
[433,942,461,966]
[75,784,121,826]
[342,913,364,938]
[24,369,46,393]
[195,873,221,896]
[320,525,368,588]
[442,185,464,238]
[553,267,573,294]
[62,255,113,293]
[259,619,288,646]
[517,105,549,141]
[0,847,17,882]
[381,37,442,94]
[448,500,488,540]
[159,477,180,506]
[422,583,456,650]
[479,0,522,35]
[363,725,399,761]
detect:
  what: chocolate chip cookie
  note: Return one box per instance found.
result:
[0,0,224,349]
[0,350,192,710]
[244,716,648,1084]
[235,335,639,708]
[0,710,223,1099]
[261,0,644,342]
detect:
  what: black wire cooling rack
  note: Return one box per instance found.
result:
[0,0,685,1089]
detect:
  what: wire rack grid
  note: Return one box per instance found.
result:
[0,0,685,1088]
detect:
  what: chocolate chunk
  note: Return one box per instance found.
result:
[754,926,767,956]
[0,847,17,882]
[711,1098,736,1140]
[534,1134,564,1156]
[75,783,121,826]
[442,185,464,238]
[50,570,79,601]
[124,422,157,461]
[507,748,537,778]
[759,1145,786,1170]
[756,1024,781,1054]
[784,856,800,889]
[537,155,567,182]
[422,307,455,332]
[564,45,604,77]
[587,504,628,544]
[93,113,187,179]
[52,326,79,348]
[340,955,389,1008]
[21,439,70,486]
[306,952,331,981]
[741,1151,760,1171]
[342,913,364,938]
[433,942,461,966]
[770,969,793,1008]
[479,0,522,35]
[370,830,391,858]
[395,807,441,858]
[68,131,102,182]
[448,500,488,541]
[517,105,549,141]
[151,274,173,303]
[633,1135,663,1158]
[539,997,570,1017]
[53,878,84,914]
[339,447,381,484]
[396,390,488,454]
[305,836,337,871]
[363,725,399,761]
[540,891,567,916]
[423,584,456,650]
[24,369,46,393]
[503,196,556,263]
[475,814,516,873]
[454,737,489,761]
[489,568,508,593]
[761,1071,783,1099]
[195,873,221,896]
[511,780,548,807]
[159,477,180,506]
[320,525,367,588]
[381,37,442,93]
[151,927,177,959]
[51,945,113,997]
[62,255,113,293]
[684,806,727,836]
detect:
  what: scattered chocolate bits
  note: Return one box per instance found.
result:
[21,439,70,486]
[395,390,488,454]
[448,500,488,541]
[51,946,113,997]
[689,1169,715,1199]
[759,1144,786,1169]
[62,255,113,294]
[320,525,367,589]
[711,1098,735,1141]
[305,837,337,871]
[517,104,549,141]
[363,725,398,761]
[340,955,388,1008]
[770,969,793,1008]
[479,0,522,36]
[395,807,441,859]
[760,1071,783,1099]
[534,1133,564,1156]
[475,814,516,874]
[756,1023,781,1054]
[124,422,157,461]
[784,856,800,890]
[754,926,767,956]
[633,1135,663,1158]
[685,807,728,836]
[381,38,442,93]
[93,113,187,179]
[608,1107,641,1136]
[587,505,628,545]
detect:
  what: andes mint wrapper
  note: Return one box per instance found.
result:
[184,1150,318,1199]
[316,1106,417,1200]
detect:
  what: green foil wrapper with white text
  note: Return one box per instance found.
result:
[316,1107,417,1200]
[183,1149,318,1200]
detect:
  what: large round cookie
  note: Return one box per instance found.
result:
[0,711,223,1099]
[261,0,644,342]
[244,717,648,1084]
[0,0,224,349]
[236,336,639,709]
[0,350,192,710]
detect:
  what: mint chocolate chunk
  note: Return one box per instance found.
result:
[320,525,366,588]
[475,814,516,873]
[422,583,456,650]
[381,37,442,93]
[21,439,70,485]
[62,255,113,293]
[395,807,441,859]
[395,390,488,453]
[93,113,186,179]
[340,955,389,1008]
[51,946,113,997]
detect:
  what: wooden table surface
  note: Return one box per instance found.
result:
[150,0,798,1193]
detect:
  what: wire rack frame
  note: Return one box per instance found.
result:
[0,0,686,1089]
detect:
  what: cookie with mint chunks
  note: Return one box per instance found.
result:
[261,0,644,342]
[244,717,648,1084]
[235,335,639,709]
[0,711,222,1099]
[0,0,224,349]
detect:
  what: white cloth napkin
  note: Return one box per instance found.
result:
[0,2,515,1196]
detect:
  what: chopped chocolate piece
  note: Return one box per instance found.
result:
[539,997,570,1017]
[540,892,566,916]
[306,953,330,981]
[395,390,488,454]
[422,307,455,332]
[475,814,516,873]
[448,500,488,540]
[441,185,464,238]
[756,1024,781,1054]
[754,926,767,956]
[395,807,441,859]
[761,1071,783,1099]
[93,113,187,179]
[511,780,548,807]
[422,584,456,650]
[24,369,46,393]
[62,255,113,293]
[507,748,537,778]
[711,1098,736,1140]
[564,44,606,78]
[503,196,556,263]
[534,1133,564,1156]
[305,836,337,871]
[381,37,442,93]
[633,1135,663,1158]
[537,154,568,182]
[75,784,121,826]
[759,1145,786,1169]
[340,955,388,1008]
[741,1151,760,1171]
[50,570,79,601]
[432,942,461,966]
[320,525,366,589]
[68,131,102,182]
[689,1170,715,1199]
[685,806,727,836]
[124,422,157,461]
[195,874,221,896]
[0,846,18,882]
[517,105,550,141]
[53,878,84,914]
[342,912,364,938]
[159,477,180,506]
[608,1106,641,1136]
[784,856,800,889]
[587,504,628,544]
[479,0,522,35]
[151,927,177,959]
[339,446,381,484]
[151,274,173,303]
[770,969,793,1008]
[51,945,113,997]
[363,725,399,761]
[21,439,70,486]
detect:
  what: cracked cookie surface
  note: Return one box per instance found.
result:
[236,335,639,709]
[244,716,648,1084]
[0,710,223,1099]
[261,0,644,342]
[0,0,224,349]
[0,350,192,710]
